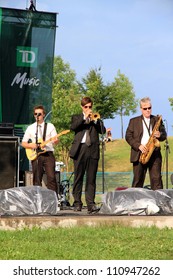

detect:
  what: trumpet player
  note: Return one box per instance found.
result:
[125,97,167,190]
[69,96,106,213]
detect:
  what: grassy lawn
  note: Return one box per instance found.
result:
[1,225,173,260]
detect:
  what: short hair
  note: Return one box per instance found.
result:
[33,105,46,115]
[81,96,93,107]
[140,97,151,108]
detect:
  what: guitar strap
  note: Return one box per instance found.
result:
[43,122,47,141]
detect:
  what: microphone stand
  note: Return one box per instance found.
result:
[99,119,105,194]
[165,138,170,189]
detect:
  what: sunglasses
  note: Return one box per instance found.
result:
[34,113,42,116]
[84,105,92,109]
[142,107,151,111]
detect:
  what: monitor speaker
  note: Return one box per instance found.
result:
[0,136,19,189]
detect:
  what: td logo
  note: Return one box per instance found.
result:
[17,46,38,68]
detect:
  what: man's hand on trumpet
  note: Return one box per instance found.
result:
[84,109,92,124]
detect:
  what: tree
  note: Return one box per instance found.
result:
[51,56,81,171]
[111,70,138,138]
[168,98,173,110]
[79,67,117,119]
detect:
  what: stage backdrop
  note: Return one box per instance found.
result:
[0,7,57,124]
[0,7,57,172]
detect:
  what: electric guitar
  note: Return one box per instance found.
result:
[25,130,70,161]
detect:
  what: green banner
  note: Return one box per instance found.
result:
[0,8,57,124]
[0,8,2,122]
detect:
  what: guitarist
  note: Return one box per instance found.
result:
[22,105,59,193]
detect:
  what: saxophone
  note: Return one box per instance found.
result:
[139,115,162,164]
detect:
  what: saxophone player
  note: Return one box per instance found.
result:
[125,97,167,190]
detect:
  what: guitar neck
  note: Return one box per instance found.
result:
[42,130,70,146]
[43,136,57,146]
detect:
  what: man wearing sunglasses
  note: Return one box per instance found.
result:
[69,96,106,213]
[22,105,59,193]
[125,97,167,190]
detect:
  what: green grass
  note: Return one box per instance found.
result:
[1,225,173,260]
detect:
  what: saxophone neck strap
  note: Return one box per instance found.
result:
[142,116,151,136]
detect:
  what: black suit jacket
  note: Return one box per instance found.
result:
[69,113,106,159]
[125,115,167,163]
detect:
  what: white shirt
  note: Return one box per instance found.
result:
[81,113,87,143]
[141,117,152,145]
[22,122,57,152]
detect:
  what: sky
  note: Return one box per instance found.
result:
[1,0,173,140]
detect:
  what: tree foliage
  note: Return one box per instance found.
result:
[51,56,81,171]
[79,68,116,119]
[111,70,138,138]
[168,98,173,110]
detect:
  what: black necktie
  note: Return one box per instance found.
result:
[86,129,91,146]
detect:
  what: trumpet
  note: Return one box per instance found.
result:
[90,112,100,121]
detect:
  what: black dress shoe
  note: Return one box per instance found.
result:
[87,205,100,214]
[74,206,82,212]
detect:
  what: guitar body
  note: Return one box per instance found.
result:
[25,130,70,161]
[26,140,46,161]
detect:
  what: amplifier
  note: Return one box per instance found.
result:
[0,122,14,136]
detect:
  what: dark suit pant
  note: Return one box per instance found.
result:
[31,152,57,192]
[72,143,98,209]
[132,150,163,190]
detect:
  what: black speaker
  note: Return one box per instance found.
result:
[14,126,29,172]
[0,136,20,189]
[0,122,14,136]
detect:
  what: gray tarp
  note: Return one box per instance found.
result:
[99,188,173,215]
[0,186,59,216]
[1,186,173,216]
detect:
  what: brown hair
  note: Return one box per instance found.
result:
[33,105,46,115]
[81,96,93,106]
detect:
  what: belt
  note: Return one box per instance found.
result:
[41,151,53,155]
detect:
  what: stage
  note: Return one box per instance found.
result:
[1,186,173,230]
[1,208,173,230]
